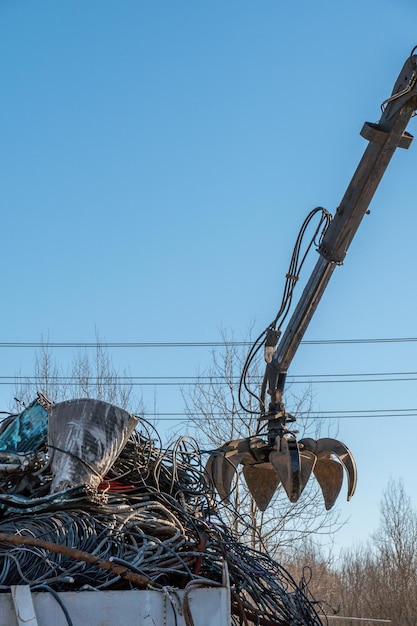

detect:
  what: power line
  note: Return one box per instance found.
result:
[0,337,417,348]
[0,408,410,423]
[2,371,417,386]
[0,341,248,348]
[127,409,417,421]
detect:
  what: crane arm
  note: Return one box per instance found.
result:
[267,50,417,399]
[206,49,417,511]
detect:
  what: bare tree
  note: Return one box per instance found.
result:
[182,328,346,559]
[281,481,417,624]
[281,538,342,614]
[368,479,417,626]
[11,332,141,413]
[333,479,417,626]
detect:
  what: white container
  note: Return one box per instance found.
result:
[0,582,231,626]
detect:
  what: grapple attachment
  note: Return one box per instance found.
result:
[206,432,356,511]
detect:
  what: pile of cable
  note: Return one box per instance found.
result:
[0,397,324,626]
[0,501,323,625]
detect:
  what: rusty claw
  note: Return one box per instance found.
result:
[206,434,356,511]
[205,437,267,504]
[299,437,357,510]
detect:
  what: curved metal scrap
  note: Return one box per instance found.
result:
[48,399,139,492]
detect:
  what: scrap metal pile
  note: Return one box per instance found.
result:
[0,393,324,626]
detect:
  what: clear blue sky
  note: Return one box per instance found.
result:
[2,0,417,552]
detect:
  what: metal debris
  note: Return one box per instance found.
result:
[0,393,323,626]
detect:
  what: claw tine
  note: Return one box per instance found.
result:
[270,438,301,503]
[205,454,214,487]
[222,451,243,499]
[236,438,256,454]
[205,442,245,503]
[269,450,290,499]
[299,449,316,493]
[313,455,344,510]
[298,438,316,452]
[205,453,231,503]
[243,464,280,511]
[315,438,357,500]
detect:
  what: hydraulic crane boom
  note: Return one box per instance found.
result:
[207,48,417,513]
[270,50,417,385]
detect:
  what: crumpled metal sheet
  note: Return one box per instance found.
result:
[48,398,139,492]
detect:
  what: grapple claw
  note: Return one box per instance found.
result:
[205,437,266,504]
[299,449,316,492]
[205,454,233,502]
[315,438,357,501]
[270,436,301,503]
[207,433,356,511]
[313,454,344,510]
[299,437,357,509]
[205,445,241,503]
[242,463,280,511]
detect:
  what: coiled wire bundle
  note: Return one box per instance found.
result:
[0,400,324,626]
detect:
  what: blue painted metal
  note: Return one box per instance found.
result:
[0,399,47,454]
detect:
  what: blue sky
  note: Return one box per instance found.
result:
[2,1,417,551]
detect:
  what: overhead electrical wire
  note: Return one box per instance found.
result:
[0,409,412,422]
[117,409,417,422]
[0,337,416,348]
[2,371,417,385]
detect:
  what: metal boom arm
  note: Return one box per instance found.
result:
[207,50,417,512]
[268,51,417,398]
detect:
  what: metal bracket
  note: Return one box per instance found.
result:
[11,585,39,626]
[360,121,413,149]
